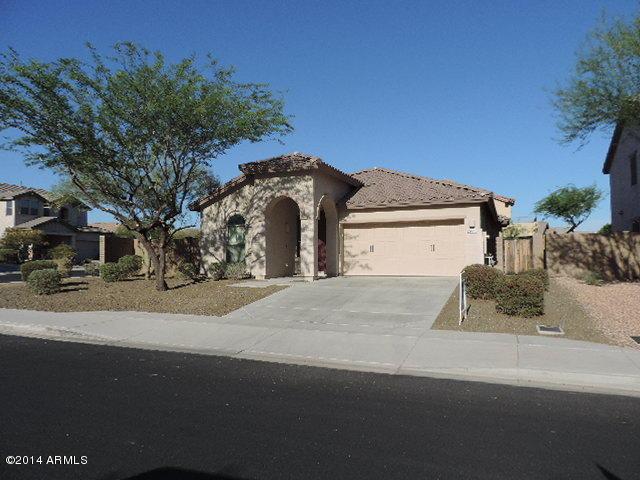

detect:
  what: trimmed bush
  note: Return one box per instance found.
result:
[224,262,250,280]
[50,244,76,262]
[100,262,127,282]
[463,264,503,299]
[84,261,101,276]
[21,260,57,281]
[117,255,143,276]
[27,268,61,295]
[582,271,604,286]
[177,261,201,281]
[521,268,549,290]
[209,262,226,281]
[495,274,545,317]
[53,257,73,278]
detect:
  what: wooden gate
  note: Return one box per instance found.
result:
[503,238,533,273]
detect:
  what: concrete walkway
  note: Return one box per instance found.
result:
[0,277,639,397]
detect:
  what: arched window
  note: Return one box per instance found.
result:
[226,214,246,263]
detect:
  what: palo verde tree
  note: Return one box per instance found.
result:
[534,185,603,232]
[554,14,640,144]
[0,43,291,290]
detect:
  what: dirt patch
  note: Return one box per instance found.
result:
[0,277,285,317]
[554,277,640,349]
[432,277,613,345]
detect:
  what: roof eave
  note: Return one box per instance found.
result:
[603,123,623,174]
[345,197,490,211]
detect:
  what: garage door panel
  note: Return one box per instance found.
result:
[343,221,466,276]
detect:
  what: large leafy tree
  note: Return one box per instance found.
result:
[0,228,46,263]
[0,43,291,290]
[534,185,603,232]
[554,15,640,144]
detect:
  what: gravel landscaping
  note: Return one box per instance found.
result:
[432,277,614,345]
[555,277,640,349]
[0,277,285,316]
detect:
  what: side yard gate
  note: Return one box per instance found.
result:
[503,238,533,273]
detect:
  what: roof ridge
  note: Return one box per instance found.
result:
[355,167,490,195]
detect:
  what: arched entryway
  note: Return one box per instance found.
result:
[317,196,338,276]
[265,196,301,278]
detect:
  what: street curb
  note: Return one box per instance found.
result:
[1,322,639,398]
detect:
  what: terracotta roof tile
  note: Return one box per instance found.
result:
[346,168,513,209]
[0,183,55,202]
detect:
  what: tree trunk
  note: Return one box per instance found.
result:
[155,243,168,291]
[135,233,168,292]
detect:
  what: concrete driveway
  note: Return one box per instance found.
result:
[224,276,458,335]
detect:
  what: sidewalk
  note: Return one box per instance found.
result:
[1,306,639,397]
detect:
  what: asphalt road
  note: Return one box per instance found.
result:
[0,335,639,480]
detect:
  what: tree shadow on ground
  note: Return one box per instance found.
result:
[108,466,256,480]
[595,463,624,480]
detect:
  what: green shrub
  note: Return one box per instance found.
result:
[224,262,249,280]
[598,223,612,235]
[581,271,604,286]
[53,257,73,277]
[495,274,545,317]
[177,261,201,281]
[0,248,19,263]
[210,262,226,281]
[21,260,57,281]
[100,262,127,282]
[521,268,549,290]
[50,244,76,262]
[84,261,101,276]
[463,264,503,299]
[117,255,143,275]
[27,268,61,295]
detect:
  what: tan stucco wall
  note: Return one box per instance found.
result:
[493,199,512,219]
[546,232,640,280]
[340,204,487,272]
[201,173,319,279]
[608,127,640,231]
[0,200,14,238]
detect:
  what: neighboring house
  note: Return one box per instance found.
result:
[0,183,103,261]
[192,153,514,279]
[603,124,640,232]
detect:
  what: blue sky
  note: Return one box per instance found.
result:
[1,0,637,230]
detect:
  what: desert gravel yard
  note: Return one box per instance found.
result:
[555,277,640,349]
[0,277,285,316]
[433,277,615,345]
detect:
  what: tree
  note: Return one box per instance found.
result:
[554,15,640,144]
[0,43,291,290]
[534,185,603,232]
[0,228,46,263]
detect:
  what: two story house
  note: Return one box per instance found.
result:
[603,124,640,232]
[0,183,103,261]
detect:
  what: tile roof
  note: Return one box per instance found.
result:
[346,168,513,209]
[14,216,61,229]
[88,222,120,233]
[0,183,55,201]
[191,152,363,211]
[239,152,362,187]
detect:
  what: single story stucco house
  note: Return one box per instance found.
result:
[191,153,514,279]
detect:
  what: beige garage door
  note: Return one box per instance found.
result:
[342,220,467,276]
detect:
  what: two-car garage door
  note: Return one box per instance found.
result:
[342,220,468,276]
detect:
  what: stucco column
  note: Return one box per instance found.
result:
[299,205,317,279]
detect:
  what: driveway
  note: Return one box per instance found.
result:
[224,276,458,335]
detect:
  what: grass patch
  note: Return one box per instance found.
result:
[432,277,612,344]
[0,276,285,316]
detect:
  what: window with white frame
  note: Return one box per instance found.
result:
[5,201,12,216]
